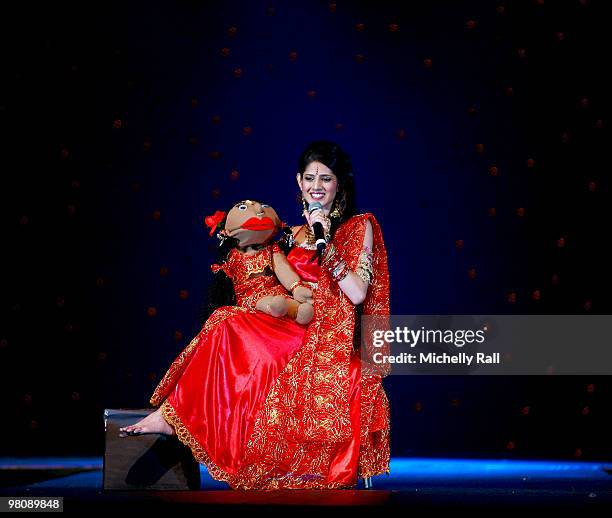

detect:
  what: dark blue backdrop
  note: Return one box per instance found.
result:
[1,0,610,460]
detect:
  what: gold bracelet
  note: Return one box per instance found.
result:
[289,280,308,293]
[355,246,374,285]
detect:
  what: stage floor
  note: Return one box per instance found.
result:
[1,457,611,512]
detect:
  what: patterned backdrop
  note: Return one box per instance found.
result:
[1,0,610,460]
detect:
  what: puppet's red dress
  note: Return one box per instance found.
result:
[210,242,290,310]
[149,213,390,489]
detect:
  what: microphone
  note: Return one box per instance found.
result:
[308,201,327,253]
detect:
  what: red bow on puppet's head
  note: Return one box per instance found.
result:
[204,210,226,236]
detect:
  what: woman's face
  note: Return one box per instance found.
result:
[297,161,339,212]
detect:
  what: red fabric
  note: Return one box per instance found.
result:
[228,214,390,489]
[286,246,320,283]
[164,310,306,476]
[150,214,390,489]
[158,308,363,487]
[211,244,289,310]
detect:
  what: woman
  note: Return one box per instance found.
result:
[120,140,391,489]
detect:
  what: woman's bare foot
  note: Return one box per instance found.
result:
[119,407,175,437]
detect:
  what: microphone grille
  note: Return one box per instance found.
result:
[308,201,323,213]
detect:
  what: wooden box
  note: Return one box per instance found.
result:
[103,409,200,490]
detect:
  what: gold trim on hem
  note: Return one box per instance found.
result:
[161,399,374,490]
[161,399,234,485]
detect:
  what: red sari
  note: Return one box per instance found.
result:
[150,213,390,489]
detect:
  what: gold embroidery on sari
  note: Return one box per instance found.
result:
[151,215,391,488]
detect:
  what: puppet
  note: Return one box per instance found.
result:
[204,200,314,324]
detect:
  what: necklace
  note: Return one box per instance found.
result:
[297,224,317,250]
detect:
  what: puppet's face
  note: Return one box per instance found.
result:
[222,200,281,247]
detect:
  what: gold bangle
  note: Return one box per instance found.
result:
[289,280,306,293]
[355,247,374,285]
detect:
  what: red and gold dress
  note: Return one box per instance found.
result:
[211,242,290,310]
[150,213,390,489]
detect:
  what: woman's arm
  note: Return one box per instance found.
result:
[328,220,373,305]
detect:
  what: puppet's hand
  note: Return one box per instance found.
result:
[293,285,313,304]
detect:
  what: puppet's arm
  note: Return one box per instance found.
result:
[272,250,313,304]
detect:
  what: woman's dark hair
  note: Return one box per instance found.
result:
[295,140,357,259]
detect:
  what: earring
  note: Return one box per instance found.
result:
[300,193,308,213]
[330,192,345,218]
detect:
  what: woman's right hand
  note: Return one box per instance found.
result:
[302,209,331,238]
